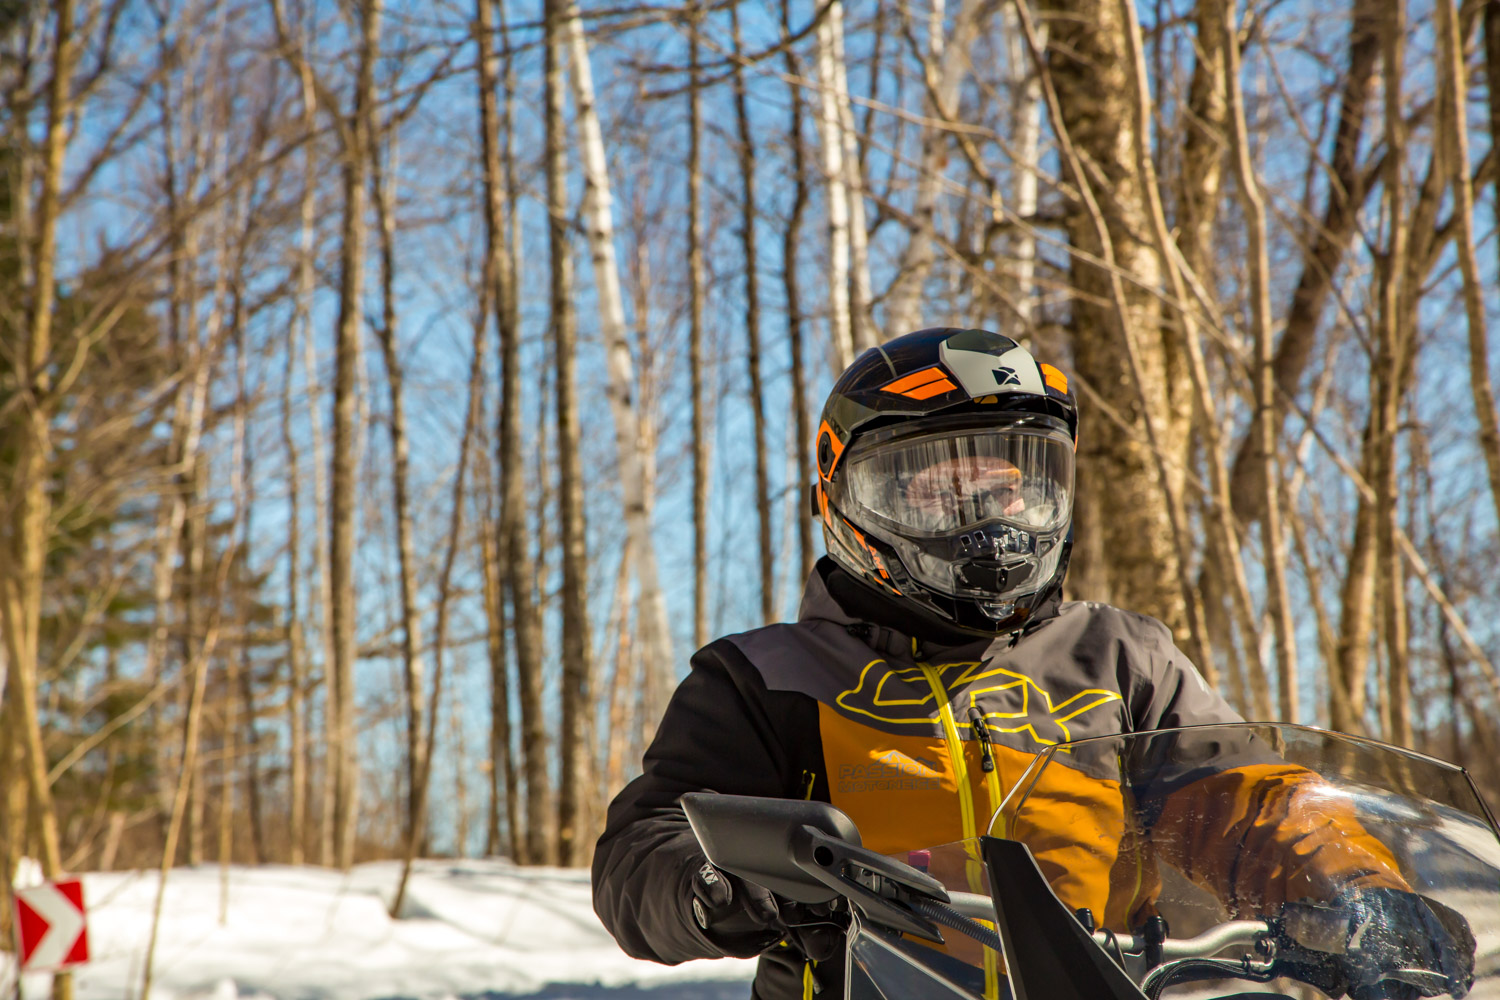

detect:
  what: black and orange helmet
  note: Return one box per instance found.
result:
[813,328,1079,635]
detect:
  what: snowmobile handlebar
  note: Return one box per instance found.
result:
[947,891,1270,962]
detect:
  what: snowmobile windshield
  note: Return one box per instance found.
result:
[849,724,1500,1000]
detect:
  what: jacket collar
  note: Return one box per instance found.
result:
[797,557,1057,661]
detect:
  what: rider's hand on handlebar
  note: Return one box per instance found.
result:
[689,860,782,958]
[1333,887,1476,1000]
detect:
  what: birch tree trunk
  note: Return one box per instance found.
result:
[884,0,989,335]
[1117,0,1253,699]
[815,8,854,370]
[563,0,675,856]
[828,1,874,352]
[266,0,341,865]
[1002,5,1044,328]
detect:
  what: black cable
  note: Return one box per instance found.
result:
[1142,958,1274,1000]
[910,899,1005,953]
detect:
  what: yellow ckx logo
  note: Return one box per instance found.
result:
[834,659,945,724]
[960,662,1121,746]
[834,658,1121,746]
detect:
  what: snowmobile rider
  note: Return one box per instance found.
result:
[591,328,1474,1000]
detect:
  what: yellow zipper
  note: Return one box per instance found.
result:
[915,651,1001,1000]
[917,661,979,845]
[968,707,1006,826]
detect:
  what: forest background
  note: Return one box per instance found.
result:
[4,0,1500,957]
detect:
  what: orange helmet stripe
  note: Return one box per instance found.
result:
[881,366,956,398]
[1040,363,1069,394]
[902,377,959,400]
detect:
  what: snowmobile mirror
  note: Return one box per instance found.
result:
[790,824,948,944]
[682,793,860,904]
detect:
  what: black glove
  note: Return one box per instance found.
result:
[1336,888,1475,1000]
[1280,888,1476,1000]
[690,860,783,958]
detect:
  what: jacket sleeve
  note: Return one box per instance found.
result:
[1126,620,1405,912]
[591,638,808,965]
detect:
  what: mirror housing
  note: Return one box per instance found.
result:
[683,793,860,903]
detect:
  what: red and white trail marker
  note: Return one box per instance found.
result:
[15,877,90,972]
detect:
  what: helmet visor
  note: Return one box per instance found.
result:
[839,425,1074,537]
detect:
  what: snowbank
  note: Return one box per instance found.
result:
[6,860,756,1000]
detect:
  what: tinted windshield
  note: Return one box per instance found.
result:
[850,724,1500,1000]
[995,724,1500,998]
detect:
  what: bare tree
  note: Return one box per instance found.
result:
[883,0,990,335]
[563,0,677,857]
[688,8,709,651]
[813,4,856,370]
[544,0,584,867]
[1437,0,1500,537]
[1226,0,1381,530]
[783,0,816,585]
[0,5,77,995]
[278,52,320,858]
[474,0,526,864]
[1022,0,1199,647]
[1222,1,1298,721]
[371,129,427,848]
[1375,1,1412,747]
[328,0,382,868]
[731,7,774,622]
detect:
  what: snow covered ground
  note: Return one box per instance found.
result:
[3,860,757,1000]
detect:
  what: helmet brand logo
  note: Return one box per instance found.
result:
[992,366,1021,386]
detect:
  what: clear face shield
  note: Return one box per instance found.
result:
[832,418,1075,616]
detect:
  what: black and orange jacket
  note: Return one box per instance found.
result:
[591,560,1403,1000]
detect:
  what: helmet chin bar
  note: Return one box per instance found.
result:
[825,500,1069,636]
[958,522,1037,559]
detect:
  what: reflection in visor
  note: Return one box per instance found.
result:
[841,428,1073,536]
